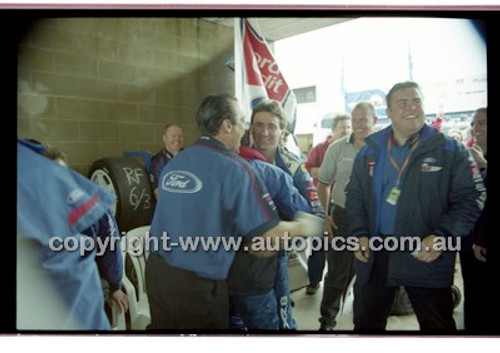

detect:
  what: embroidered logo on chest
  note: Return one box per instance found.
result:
[420,157,442,172]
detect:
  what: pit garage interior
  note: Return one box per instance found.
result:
[17,15,465,331]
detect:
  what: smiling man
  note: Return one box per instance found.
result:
[345,81,485,332]
[317,102,377,331]
[249,100,326,301]
[150,124,185,198]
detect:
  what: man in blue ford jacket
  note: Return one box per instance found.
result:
[145,94,321,330]
[17,139,117,330]
[345,81,485,331]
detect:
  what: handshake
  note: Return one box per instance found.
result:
[294,211,324,238]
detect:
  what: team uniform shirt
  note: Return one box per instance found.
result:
[248,159,311,220]
[318,133,360,209]
[379,132,422,236]
[274,146,325,219]
[150,136,280,281]
[248,159,311,329]
[17,140,115,330]
[149,147,180,190]
[227,158,312,295]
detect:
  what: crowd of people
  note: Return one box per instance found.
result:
[17,80,490,333]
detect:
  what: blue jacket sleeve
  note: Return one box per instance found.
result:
[292,164,325,219]
[275,169,312,220]
[252,160,312,220]
[83,211,123,291]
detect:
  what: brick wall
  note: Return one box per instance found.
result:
[18,17,234,175]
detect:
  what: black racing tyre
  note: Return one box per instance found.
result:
[390,285,462,315]
[390,286,414,316]
[88,157,155,233]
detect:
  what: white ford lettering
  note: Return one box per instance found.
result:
[162,170,203,193]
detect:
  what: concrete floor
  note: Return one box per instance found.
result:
[290,260,464,332]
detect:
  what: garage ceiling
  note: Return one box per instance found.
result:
[202,17,354,42]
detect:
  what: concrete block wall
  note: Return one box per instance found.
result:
[18,17,234,175]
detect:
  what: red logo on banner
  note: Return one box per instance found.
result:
[243,22,289,101]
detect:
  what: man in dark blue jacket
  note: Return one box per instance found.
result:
[345,81,485,331]
[228,146,312,330]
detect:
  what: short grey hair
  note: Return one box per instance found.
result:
[195,93,239,136]
[331,114,351,130]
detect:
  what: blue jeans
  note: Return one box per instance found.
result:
[229,289,279,330]
[274,251,297,329]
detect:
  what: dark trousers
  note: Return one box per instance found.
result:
[320,205,355,325]
[353,251,456,332]
[460,250,491,332]
[307,248,326,286]
[146,253,229,329]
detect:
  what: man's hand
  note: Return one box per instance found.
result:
[111,289,129,313]
[412,234,442,263]
[323,215,338,241]
[469,145,487,170]
[473,244,487,263]
[354,236,370,263]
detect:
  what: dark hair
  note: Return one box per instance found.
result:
[250,99,287,130]
[241,130,251,147]
[195,94,239,136]
[44,146,67,163]
[26,138,44,146]
[474,107,487,116]
[471,107,487,127]
[386,81,422,108]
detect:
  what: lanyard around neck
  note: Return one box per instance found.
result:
[387,136,421,187]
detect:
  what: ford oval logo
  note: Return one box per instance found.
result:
[161,170,203,194]
[67,188,85,204]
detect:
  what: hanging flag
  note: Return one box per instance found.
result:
[234,18,298,135]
